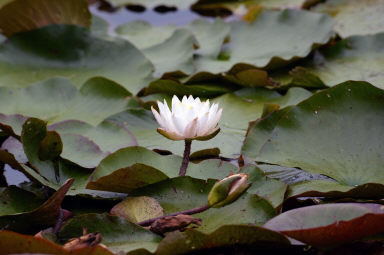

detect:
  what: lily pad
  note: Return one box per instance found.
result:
[298,33,384,89]
[0,25,153,94]
[115,21,177,50]
[195,9,334,73]
[144,79,233,98]
[49,120,137,168]
[312,0,384,37]
[287,181,384,200]
[87,146,237,193]
[257,164,334,184]
[240,165,287,209]
[264,203,384,246]
[0,77,132,126]
[153,225,290,255]
[0,179,73,233]
[142,29,197,77]
[129,177,277,233]
[59,213,161,253]
[0,0,91,37]
[242,81,384,186]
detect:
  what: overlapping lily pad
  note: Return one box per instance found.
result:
[242,81,384,187]
[0,77,132,126]
[152,225,290,255]
[49,120,137,168]
[129,177,277,233]
[264,203,384,246]
[297,33,384,89]
[0,25,153,94]
[87,146,237,193]
[312,0,384,37]
[194,9,334,73]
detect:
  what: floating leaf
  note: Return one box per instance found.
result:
[59,214,161,253]
[241,165,287,209]
[152,225,290,255]
[49,120,137,168]
[144,79,233,98]
[287,181,384,200]
[313,0,384,37]
[0,25,153,94]
[195,9,334,73]
[242,81,384,187]
[116,21,177,50]
[129,177,277,233]
[142,29,197,76]
[0,0,91,37]
[87,146,237,193]
[0,76,131,127]
[264,203,384,246]
[297,33,384,89]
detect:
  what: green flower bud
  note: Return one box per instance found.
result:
[207,173,250,208]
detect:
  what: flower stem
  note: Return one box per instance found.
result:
[179,139,192,176]
[137,204,210,227]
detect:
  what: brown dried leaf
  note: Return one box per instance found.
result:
[150,214,202,235]
[63,229,103,251]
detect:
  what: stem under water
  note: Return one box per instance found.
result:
[179,139,192,176]
[137,204,210,227]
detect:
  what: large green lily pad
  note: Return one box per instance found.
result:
[129,177,277,233]
[0,25,153,94]
[115,21,177,50]
[152,225,290,255]
[313,0,384,37]
[264,203,384,246]
[298,33,384,89]
[87,146,237,193]
[195,9,334,73]
[0,77,132,126]
[49,120,137,168]
[0,0,91,37]
[59,214,161,253]
[142,29,197,76]
[242,81,384,186]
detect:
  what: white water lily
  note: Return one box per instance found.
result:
[151,95,223,141]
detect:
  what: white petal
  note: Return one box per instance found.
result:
[183,117,198,138]
[151,106,165,128]
[196,112,209,136]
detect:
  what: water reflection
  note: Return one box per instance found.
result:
[90,4,204,31]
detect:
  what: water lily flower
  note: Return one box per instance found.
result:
[151,95,222,141]
[151,95,223,177]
